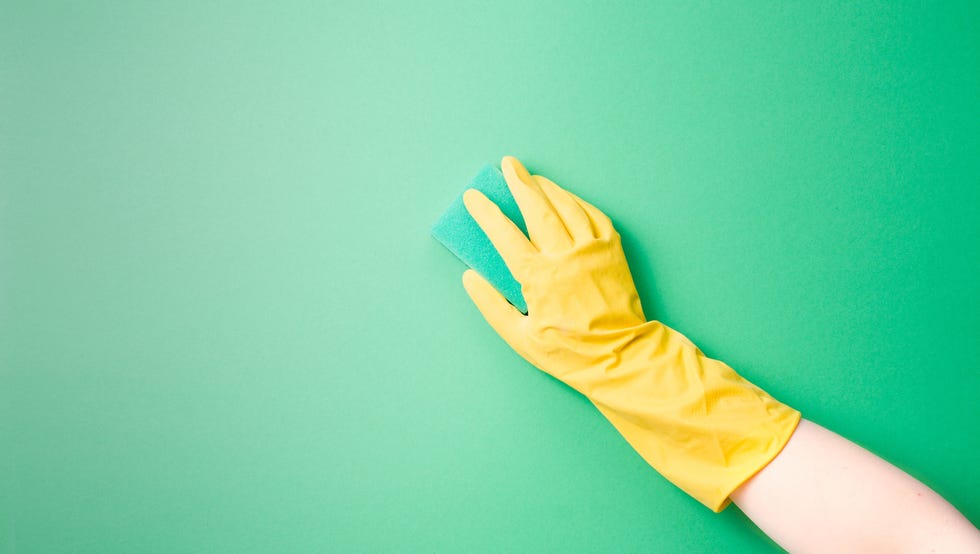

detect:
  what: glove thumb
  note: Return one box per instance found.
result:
[462,269,526,349]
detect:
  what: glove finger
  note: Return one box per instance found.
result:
[534,175,595,242]
[501,156,573,251]
[462,269,526,348]
[565,189,616,239]
[463,188,535,279]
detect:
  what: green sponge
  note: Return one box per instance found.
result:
[431,164,528,313]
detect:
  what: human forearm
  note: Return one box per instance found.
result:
[732,418,980,553]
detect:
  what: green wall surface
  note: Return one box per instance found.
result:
[2,2,978,552]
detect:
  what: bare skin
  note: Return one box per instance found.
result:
[731,419,980,553]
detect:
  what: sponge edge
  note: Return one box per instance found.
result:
[431,164,528,313]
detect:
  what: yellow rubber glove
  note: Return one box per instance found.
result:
[462,156,801,512]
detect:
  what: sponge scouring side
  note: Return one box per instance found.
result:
[431,164,528,314]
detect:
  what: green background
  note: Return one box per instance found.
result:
[2,1,978,552]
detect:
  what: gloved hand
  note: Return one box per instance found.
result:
[462,156,801,511]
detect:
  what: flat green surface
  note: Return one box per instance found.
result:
[2,2,978,552]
